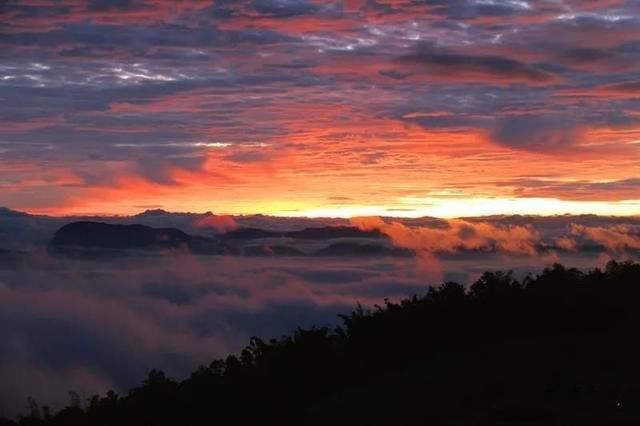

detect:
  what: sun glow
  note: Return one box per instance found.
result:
[28,194,640,218]
[260,197,640,218]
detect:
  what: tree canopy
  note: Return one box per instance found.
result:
[9,260,640,425]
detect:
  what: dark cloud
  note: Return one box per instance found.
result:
[488,114,585,152]
[133,155,207,185]
[210,0,342,20]
[251,0,319,18]
[378,69,409,80]
[602,80,640,93]
[87,0,137,11]
[423,0,532,20]
[362,0,531,20]
[398,44,558,84]
[561,47,613,63]
[224,150,270,163]
[506,177,640,201]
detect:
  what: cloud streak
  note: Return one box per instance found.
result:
[0,0,639,215]
[351,216,539,255]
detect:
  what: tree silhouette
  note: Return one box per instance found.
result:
[7,260,640,425]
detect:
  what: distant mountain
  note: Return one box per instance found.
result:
[53,222,193,249]
[51,222,236,254]
[132,208,175,217]
[222,227,282,239]
[222,226,384,240]
[0,207,29,217]
[49,222,395,258]
[287,226,383,239]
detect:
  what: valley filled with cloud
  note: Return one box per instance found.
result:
[1,208,638,417]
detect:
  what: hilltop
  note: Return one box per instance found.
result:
[9,261,640,425]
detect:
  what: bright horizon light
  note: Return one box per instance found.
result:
[25,196,640,219]
[275,197,640,218]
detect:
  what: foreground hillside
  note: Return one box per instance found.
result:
[8,261,640,425]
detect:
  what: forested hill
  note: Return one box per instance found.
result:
[9,261,640,426]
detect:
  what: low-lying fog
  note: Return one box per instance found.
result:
[0,208,639,417]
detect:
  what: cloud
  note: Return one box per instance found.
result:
[194,215,238,233]
[561,47,613,64]
[350,215,640,278]
[554,235,578,251]
[487,114,586,152]
[1,0,640,217]
[251,0,320,18]
[397,44,559,84]
[224,150,270,164]
[568,224,640,253]
[351,216,539,256]
[424,0,533,20]
[132,155,208,185]
[503,178,640,201]
[1,241,622,415]
[600,80,640,96]
[87,0,137,12]
[0,252,431,417]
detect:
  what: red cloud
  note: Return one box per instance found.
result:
[194,215,238,233]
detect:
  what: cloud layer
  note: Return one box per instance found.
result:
[2,246,636,418]
[0,253,428,417]
[1,211,640,417]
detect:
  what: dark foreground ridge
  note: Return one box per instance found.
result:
[7,261,640,425]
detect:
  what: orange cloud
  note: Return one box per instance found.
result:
[569,224,640,253]
[351,217,539,255]
[194,215,238,232]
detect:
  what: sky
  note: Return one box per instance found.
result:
[1,0,640,217]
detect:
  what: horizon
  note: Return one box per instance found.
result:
[7,195,640,218]
[6,204,640,220]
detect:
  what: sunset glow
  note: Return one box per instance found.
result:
[1,0,639,217]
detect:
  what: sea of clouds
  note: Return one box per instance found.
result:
[0,209,639,417]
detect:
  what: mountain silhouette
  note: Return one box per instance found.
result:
[52,222,193,249]
[0,207,29,217]
[222,226,383,240]
[50,222,236,254]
